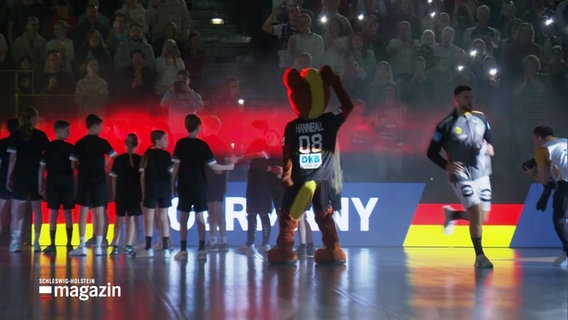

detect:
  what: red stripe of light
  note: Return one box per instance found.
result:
[411,204,524,226]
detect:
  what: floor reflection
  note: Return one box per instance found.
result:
[0,247,566,319]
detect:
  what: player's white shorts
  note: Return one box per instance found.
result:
[450,175,492,212]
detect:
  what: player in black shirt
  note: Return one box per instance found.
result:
[137,130,173,258]
[172,114,234,262]
[0,118,18,238]
[69,114,117,257]
[236,127,284,254]
[6,107,49,253]
[109,133,142,257]
[40,120,75,254]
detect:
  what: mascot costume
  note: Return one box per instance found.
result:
[267,66,353,264]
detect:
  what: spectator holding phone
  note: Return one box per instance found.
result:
[160,69,203,137]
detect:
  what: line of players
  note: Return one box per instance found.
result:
[0,108,234,261]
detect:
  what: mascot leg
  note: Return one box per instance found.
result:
[267,211,298,264]
[314,208,346,264]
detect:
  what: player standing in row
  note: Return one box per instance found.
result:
[6,107,49,253]
[0,118,19,238]
[138,130,173,258]
[173,114,234,262]
[109,133,142,257]
[40,120,75,254]
[70,114,117,256]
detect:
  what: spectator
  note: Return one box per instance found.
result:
[446,48,477,97]
[147,0,191,42]
[321,0,353,37]
[511,54,554,159]
[215,77,244,111]
[0,33,14,70]
[452,0,478,44]
[115,0,148,34]
[366,60,394,102]
[105,13,129,55]
[546,45,568,103]
[370,81,405,181]
[468,38,491,78]
[152,21,182,59]
[114,49,156,105]
[36,50,73,94]
[420,29,436,47]
[497,1,516,38]
[74,58,109,118]
[46,0,77,40]
[434,12,451,42]
[322,16,350,72]
[16,54,34,94]
[11,17,47,74]
[340,31,375,98]
[360,14,387,63]
[182,31,205,92]
[431,26,461,74]
[501,23,542,82]
[287,14,324,67]
[45,21,74,74]
[262,5,300,68]
[386,21,419,93]
[500,18,522,53]
[521,0,556,46]
[75,29,112,80]
[160,69,203,136]
[385,0,420,39]
[476,55,501,104]
[114,23,155,71]
[155,38,184,95]
[6,0,49,45]
[463,5,501,55]
[74,3,110,50]
[292,51,314,69]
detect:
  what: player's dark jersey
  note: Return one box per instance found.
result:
[284,111,346,183]
[173,137,216,192]
[427,109,492,182]
[0,136,12,184]
[42,140,74,177]
[71,135,116,185]
[111,153,142,196]
[142,149,172,181]
[7,128,49,176]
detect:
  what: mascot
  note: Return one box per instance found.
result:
[267,66,353,264]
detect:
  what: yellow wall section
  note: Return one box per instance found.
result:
[403,225,517,247]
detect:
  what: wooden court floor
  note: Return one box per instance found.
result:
[0,247,566,320]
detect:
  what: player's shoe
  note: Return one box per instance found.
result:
[553,253,568,268]
[443,206,456,236]
[474,254,494,269]
[69,246,87,256]
[174,250,188,261]
[137,249,154,258]
[236,244,255,254]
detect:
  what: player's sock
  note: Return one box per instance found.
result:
[180,240,187,251]
[145,236,152,250]
[472,237,484,256]
[50,229,56,246]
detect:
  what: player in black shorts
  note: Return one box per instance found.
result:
[172,114,234,262]
[236,127,284,254]
[109,133,142,257]
[138,130,173,258]
[69,114,117,257]
[6,107,49,253]
[202,115,230,251]
[40,120,75,254]
[0,118,18,237]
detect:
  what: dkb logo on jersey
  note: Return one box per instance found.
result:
[299,153,322,169]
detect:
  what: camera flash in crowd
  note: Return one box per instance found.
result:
[358,14,364,21]
[230,142,235,150]
[430,12,436,18]
[545,17,554,26]
[428,0,432,3]
[320,15,328,24]
[489,68,497,76]
[457,65,464,72]
[470,50,478,57]
[238,98,245,105]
